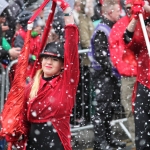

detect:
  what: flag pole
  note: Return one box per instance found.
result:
[139,13,150,56]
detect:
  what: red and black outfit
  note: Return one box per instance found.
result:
[123,18,150,150]
[18,24,79,150]
[26,76,64,150]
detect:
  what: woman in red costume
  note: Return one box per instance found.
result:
[2,0,79,149]
[123,0,150,149]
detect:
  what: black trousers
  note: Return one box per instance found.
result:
[26,123,64,150]
[72,66,91,124]
[92,76,121,147]
[134,82,150,150]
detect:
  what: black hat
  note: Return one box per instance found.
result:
[16,10,44,30]
[40,42,64,58]
[16,10,32,29]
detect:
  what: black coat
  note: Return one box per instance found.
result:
[93,16,114,79]
[92,16,120,104]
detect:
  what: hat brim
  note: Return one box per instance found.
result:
[40,52,59,58]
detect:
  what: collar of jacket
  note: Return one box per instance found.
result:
[101,15,114,28]
[40,74,62,88]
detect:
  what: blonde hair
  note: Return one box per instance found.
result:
[29,69,43,99]
[102,0,118,15]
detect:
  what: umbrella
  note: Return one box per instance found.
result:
[0,0,8,15]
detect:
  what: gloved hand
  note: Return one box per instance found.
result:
[131,0,145,19]
[53,0,70,11]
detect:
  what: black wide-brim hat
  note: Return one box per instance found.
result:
[16,10,44,31]
[40,42,64,58]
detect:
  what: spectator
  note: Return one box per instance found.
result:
[109,0,137,149]
[78,0,94,63]
[89,0,126,149]
[72,0,81,25]
[123,1,150,149]
[0,0,20,64]
[3,0,24,43]
[78,0,94,50]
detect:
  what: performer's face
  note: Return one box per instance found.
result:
[42,56,64,78]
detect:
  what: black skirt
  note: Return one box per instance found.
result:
[26,122,64,150]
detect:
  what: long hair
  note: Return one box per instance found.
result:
[30,69,43,99]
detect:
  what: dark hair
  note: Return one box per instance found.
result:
[42,55,64,63]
